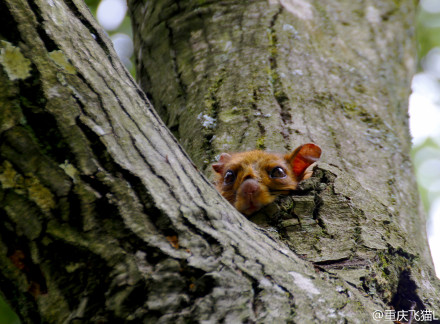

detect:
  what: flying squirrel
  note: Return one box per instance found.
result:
[212,143,322,215]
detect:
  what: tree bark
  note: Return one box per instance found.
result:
[0,1,438,324]
[128,0,440,320]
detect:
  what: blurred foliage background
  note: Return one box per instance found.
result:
[85,0,135,75]
[1,1,440,322]
[410,0,440,278]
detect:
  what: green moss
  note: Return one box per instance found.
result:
[197,73,225,166]
[202,74,223,119]
[267,29,279,84]
[267,28,277,52]
[0,41,32,80]
[0,160,21,190]
[49,51,76,74]
[376,252,390,279]
[218,107,244,123]
[65,262,83,273]
[341,101,358,113]
[314,92,383,129]
[256,136,266,150]
[59,160,79,181]
[378,252,389,267]
[26,177,56,213]
[0,160,55,213]
[337,99,382,127]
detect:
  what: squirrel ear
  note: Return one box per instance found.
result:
[286,143,321,179]
[212,153,232,173]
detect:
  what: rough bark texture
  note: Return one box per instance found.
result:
[0,1,438,324]
[129,0,440,321]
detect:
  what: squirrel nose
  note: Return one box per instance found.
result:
[241,179,260,196]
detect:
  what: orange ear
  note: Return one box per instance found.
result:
[212,153,232,174]
[286,143,321,179]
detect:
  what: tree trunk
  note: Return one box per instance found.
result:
[0,1,438,324]
[128,0,440,320]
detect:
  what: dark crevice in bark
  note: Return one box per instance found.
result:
[252,89,266,150]
[178,259,216,302]
[88,68,136,130]
[26,1,59,52]
[2,216,47,295]
[0,207,44,322]
[134,241,169,266]
[298,171,327,235]
[128,141,184,216]
[63,0,111,58]
[19,72,76,166]
[239,105,252,145]
[389,246,417,262]
[64,185,84,229]
[0,2,21,42]
[164,20,186,133]
[351,209,364,247]
[229,244,262,303]
[312,191,327,232]
[134,257,215,322]
[313,257,369,270]
[250,277,263,321]
[180,210,224,258]
[131,136,202,208]
[106,281,150,321]
[0,166,50,241]
[74,73,116,137]
[267,6,292,150]
[236,5,245,50]
[0,270,41,324]
[41,239,112,318]
[360,246,419,307]
[256,121,266,150]
[75,117,117,173]
[79,176,125,233]
[138,89,155,111]
[390,269,426,315]
[1,126,72,196]
[75,118,176,235]
[21,108,71,164]
[75,115,218,271]
[199,76,222,164]
[228,242,296,322]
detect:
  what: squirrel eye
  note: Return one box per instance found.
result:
[270,166,287,179]
[224,170,236,185]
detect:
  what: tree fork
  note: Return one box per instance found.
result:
[130,0,440,320]
[0,0,438,323]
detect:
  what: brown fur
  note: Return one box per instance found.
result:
[212,143,321,215]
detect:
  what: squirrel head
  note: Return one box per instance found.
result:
[212,143,321,215]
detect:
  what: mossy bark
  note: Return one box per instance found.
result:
[129,0,440,322]
[0,0,438,323]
